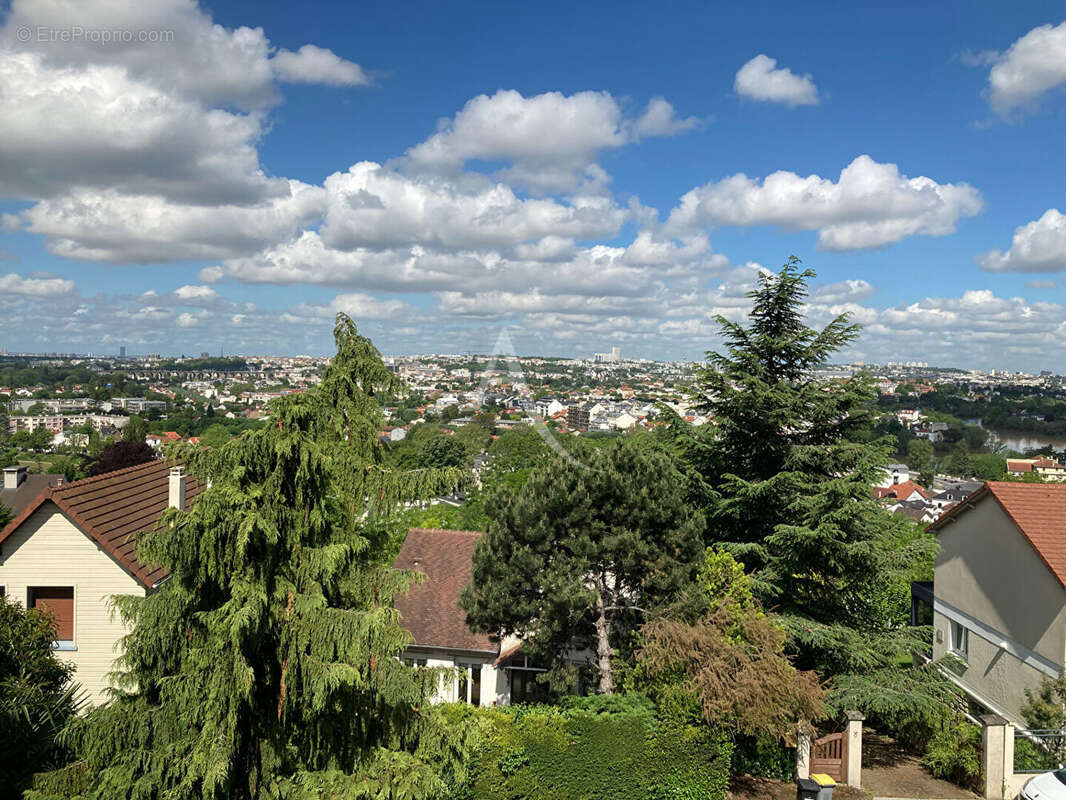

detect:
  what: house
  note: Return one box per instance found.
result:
[931,481,983,511]
[926,482,1066,724]
[393,528,580,705]
[878,463,911,488]
[1,466,64,517]
[0,460,202,703]
[1007,457,1066,481]
[874,480,930,503]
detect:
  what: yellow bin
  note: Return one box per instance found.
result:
[810,774,836,800]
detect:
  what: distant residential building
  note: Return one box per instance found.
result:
[878,463,911,487]
[535,399,565,417]
[106,397,167,413]
[1006,457,1066,481]
[567,405,590,431]
[8,398,95,413]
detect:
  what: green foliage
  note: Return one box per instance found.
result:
[729,734,794,782]
[197,423,232,448]
[46,455,88,483]
[972,452,1007,481]
[462,438,705,694]
[907,438,936,486]
[921,718,981,791]
[417,435,467,468]
[1022,675,1066,730]
[672,257,958,734]
[0,499,11,530]
[29,315,469,800]
[455,701,731,800]
[0,595,81,794]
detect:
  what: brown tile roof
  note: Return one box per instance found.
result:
[929,481,1066,587]
[392,528,495,654]
[0,474,63,517]
[0,459,203,589]
[874,480,931,501]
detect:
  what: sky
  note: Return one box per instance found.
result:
[1,0,1066,370]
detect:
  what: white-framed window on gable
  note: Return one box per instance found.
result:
[456,661,482,706]
[950,620,969,660]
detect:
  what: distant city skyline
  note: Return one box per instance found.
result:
[2,1,1066,370]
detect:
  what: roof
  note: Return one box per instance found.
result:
[0,474,63,517]
[874,480,931,501]
[929,481,1066,587]
[392,527,494,654]
[0,459,204,589]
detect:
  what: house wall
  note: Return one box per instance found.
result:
[0,503,145,704]
[401,648,507,706]
[934,498,1066,721]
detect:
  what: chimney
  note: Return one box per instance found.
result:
[3,465,26,491]
[168,466,186,510]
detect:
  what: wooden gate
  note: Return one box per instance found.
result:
[811,731,847,782]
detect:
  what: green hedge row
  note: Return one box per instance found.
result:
[448,696,731,800]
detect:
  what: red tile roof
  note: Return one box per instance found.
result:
[874,480,931,501]
[392,528,494,654]
[0,459,203,589]
[929,481,1066,587]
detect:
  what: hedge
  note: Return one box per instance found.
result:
[449,696,732,800]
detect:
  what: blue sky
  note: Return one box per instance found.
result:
[2,0,1066,369]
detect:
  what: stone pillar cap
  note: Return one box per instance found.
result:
[845,710,865,721]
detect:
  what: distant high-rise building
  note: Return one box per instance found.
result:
[119,346,126,358]
[201,352,210,359]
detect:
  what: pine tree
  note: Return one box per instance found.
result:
[677,258,950,724]
[30,315,470,800]
[460,438,705,695]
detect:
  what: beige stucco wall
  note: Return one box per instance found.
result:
[934,497,1066,720]
[0,503,145,704]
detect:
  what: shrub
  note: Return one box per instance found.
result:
[455,698,731,800]
[730,733,795,781]
[922,718,981,791]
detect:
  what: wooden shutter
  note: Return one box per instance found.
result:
[30,587,74,640]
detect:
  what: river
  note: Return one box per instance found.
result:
[967,419,1066,453]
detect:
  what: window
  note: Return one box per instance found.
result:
[456,662,482,706]
[28,586,75,644]
[402,656,427,668]
[509,669,550,703]
[950,620,968,659]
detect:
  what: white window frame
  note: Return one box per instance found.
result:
[950,620,969,660]
[455,661,482,706]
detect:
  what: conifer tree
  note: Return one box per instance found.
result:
[460,438,704,695]
[30,315,469,800]
[677,257,950,725]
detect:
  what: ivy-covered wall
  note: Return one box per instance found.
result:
[449,696,732,800]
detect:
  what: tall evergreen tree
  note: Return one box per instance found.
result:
[30,315,469,800]
[460,438,704,695]
[676,258,950,724]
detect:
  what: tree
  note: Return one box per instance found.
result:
[417,435,467,469]
[86,440,156,476]
[122,415,148,444]
[31,315,469,800]
[637,552,824,738]
[945,440,973,478]
[461,439,705,694]
[0,499,11,530]
[907,438,936,486]
[674,258,945,723]
[198,423,231,449]
[47,455,88,484]
[0,596,80,794]
[972,452,1007,481]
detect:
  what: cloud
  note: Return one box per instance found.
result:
[1027,279,1056,289]
[734,54,819,107]
[0,0,370,110]
[979,208,1066,272]
[627,97,706,138]
[666,154,982,250]
[988,21,1066,115]
[19,181,326,263]
[0,272,76,297]
[404,89,700,192]
[281,293,414,323]
[272,45,370,86]
[318,162,626,252]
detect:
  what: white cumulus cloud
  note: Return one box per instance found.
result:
[979,208,1066,272]
[988,21,1066,115]
[734,54,819,107]
[666,155,982,250]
